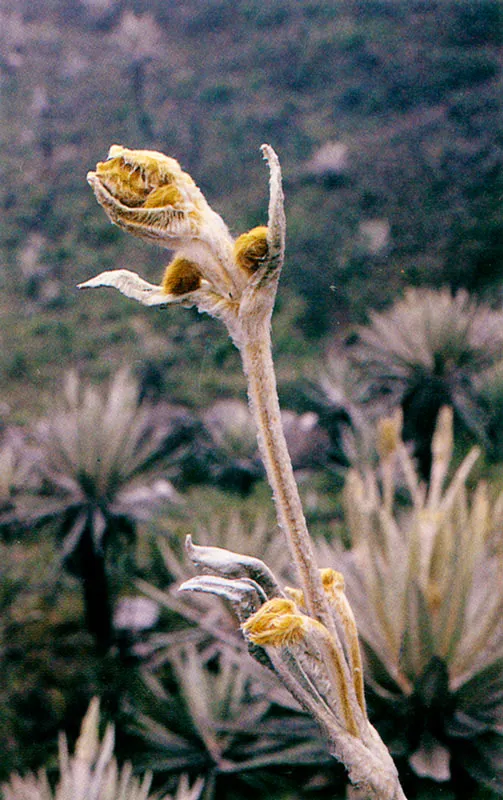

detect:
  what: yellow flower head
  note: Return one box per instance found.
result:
[88,145,206,244]
[320,568,345,595]
[242,597,307,648]
[95,145,192,200]
[234,226,269,275]
[94,146,184,208]
[162,257,202,296]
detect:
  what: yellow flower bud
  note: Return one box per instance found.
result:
[242,597,307,647]
[234,226,269,275]
[320,568,345,595]
[319,568,366,715]
[162,257,202,296]
[93,145,194,210]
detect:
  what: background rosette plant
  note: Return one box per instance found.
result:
[2,697,204,800]
[13,369,176,651]
[319,408,503,795]
[319,288,503,477]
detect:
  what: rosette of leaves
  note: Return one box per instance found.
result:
[308,353,375,471]
[320,408,503,795]
[343,288,503,476]
[170,399,325,495]
[16,369,175,651]
[133,643,332,800]
[141,401,210,490]
[201,400,327,491]
[2,697,204,800]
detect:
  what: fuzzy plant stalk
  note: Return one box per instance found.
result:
[79,144,407,799]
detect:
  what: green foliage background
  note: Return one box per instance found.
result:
[0,0,502,415]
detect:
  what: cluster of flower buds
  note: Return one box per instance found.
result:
[180,537,402,799]
[80,144,285,346]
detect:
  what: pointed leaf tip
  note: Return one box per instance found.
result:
[260,143,278,163]
[77,269,170,306]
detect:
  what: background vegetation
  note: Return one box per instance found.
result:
[0,1,502,798]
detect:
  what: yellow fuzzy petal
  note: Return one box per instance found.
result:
[144,185,183,208]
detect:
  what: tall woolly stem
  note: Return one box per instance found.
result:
[82,142,409,800]
[239,315,337,640]
[239,316,408,799]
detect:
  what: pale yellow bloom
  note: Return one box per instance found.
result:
[242,597,307,647]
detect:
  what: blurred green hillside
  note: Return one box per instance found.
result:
[0,0,502,415]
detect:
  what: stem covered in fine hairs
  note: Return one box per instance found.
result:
[239,315,338,638]
[240,319,407,800]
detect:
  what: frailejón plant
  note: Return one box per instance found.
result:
[344,287,503,476]
[136,643,330,798]
[2,697,204,800]
[17,369,174,650]
[319,407,503,794]
[80,143,407,798]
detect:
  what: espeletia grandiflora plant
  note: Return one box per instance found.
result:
[14,369,175,652]
[341,288,503,478]
[2,697,203,800]
[317,407,503,796]
[79,144,407,798]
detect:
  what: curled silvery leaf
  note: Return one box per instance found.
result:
[184,534,283,600]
